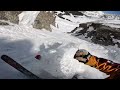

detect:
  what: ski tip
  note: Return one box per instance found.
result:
[1,55,8,60]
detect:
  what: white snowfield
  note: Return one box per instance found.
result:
[0,11,120,79]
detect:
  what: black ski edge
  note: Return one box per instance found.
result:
[1,55,41,79]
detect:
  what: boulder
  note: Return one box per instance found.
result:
[33,11,56,31]
[0,11,22,24]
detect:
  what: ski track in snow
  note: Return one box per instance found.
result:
[1,11,120,79]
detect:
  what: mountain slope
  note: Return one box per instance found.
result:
[1,11,120,79]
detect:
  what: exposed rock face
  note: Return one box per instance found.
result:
[91,28,115,46]
[70,22,120,47]
[33,11,56,31]
[0,11,22,24]
[0,11,56,31]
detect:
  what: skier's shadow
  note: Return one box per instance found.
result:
[0,38,34,79]
[39,42,74,79]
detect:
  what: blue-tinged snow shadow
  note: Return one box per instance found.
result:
[0,37,34,79]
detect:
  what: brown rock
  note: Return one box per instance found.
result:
[33,11,56,31]
[0,11,22,24]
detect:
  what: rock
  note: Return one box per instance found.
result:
[90,24,120,46]
[0,11,22,24]
[89,23,102,29]
[64,11,84,16]
[87,31,97,38]
[33,11,56,31]
[71,22,120,47]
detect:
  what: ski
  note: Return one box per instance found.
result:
[1,55,41,79]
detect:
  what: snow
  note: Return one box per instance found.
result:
[55,15,100,33]
[55,16,79,32]
[1,11,120,79]
[18,11,40,26]
[0,24,109,79]
[100,19,120,25]
[87,26,94,31]
[83,11,104,18]
[102,23,120,28]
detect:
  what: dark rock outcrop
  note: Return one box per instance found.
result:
[70,22,120,47]
[63,11,84,16]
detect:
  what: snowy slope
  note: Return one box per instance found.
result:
[0,24,109,79]
[1,11,120,79]
[55,11,120,63]
[55,15,99,33]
